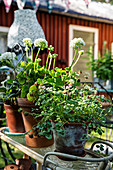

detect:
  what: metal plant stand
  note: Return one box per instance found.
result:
[42,140,113,170]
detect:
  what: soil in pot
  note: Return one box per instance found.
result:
[52,122,88,156]
[18,98,54,148]
[4,103,25,133]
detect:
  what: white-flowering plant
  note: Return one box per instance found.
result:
[17,37,58,98]
[70,38,85,69]
[0,52,17,69]
[25,37,111,139]
[0,37,111,139]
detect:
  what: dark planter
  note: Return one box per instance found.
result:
[17,98,54,148]
[52,122,87,156]
[4,103,25,133]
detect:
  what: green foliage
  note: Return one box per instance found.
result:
[24,38,112,139]
[27,65,111,138]
[87,41,113,81]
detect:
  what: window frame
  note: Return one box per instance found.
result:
[69,25,99,68]
[0,26,9,33]
[0,26,9,53]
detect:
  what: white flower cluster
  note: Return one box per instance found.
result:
[0,52,16,61]
[78,50,84,55]
[23,38,32,46]
[69,79,75,85]
[34,38,48,50]
[70,38,85,48]
[23,38,48,50]
[38,85,46,92]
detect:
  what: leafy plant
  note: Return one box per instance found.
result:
[0,52,20,105]
[87,41,113,81]
[26,38,111,139]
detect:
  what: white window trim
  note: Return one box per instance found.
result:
[0,26,9,33]
[69,25,98,67]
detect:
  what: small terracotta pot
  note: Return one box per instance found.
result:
[18,98,54,148]
[25,134,54,148]
[101,102,112,109]
[22,113,54,148]
[15,158,32,170]
[52,122,88,156]
[4,103,25,133]
[4,164,19,170]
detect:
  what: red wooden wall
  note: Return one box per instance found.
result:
[1,2,113,67]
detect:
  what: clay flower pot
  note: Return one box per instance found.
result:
[4,103,25,133]
[17,98,54,148]
[4,164,19,170]
[101,102,112,109]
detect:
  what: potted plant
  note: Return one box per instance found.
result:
[15,38,55,147]
[0,52,25,133]
[87,41,113,90]
[26,38,112,155]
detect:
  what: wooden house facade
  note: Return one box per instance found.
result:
[1,0,113,81]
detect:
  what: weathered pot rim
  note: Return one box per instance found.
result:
[17,98,36,107]
[50,119,89,126]
[4,103,19,109]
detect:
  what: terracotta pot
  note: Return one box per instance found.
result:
[4,103,25,133]
[25,134,54,148]
[17,98,38,135]
[97,90,113,100]
[15,158,32,170]
[101,102,112,109]
[4,164,19,170]
[52,122,88,156]
[18,98,54,148]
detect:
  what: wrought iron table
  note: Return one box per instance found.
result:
[0,127,113,170]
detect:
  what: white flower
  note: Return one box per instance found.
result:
[78,50,84,55]
[34,38,48,50]
[38,85,46,92]
[38,85,46,89]
[70,38,85,49]
[66,86,69,89]
[7,75,10,80]
[0,52,16,61]
[23,38,32,46]
[69,79,75,85]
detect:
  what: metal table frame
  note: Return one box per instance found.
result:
[0,128,113,170]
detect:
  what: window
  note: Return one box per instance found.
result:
[69,25,98,82]
[0,27,9,54]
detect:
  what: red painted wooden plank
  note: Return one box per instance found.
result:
[58,15,62,61]
[62,16,66,61]
[54,15,58,55]
[50,14,54,46]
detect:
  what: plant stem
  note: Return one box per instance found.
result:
[71,53,81,70]
[26,46,29,59]
[46,52,50,69]
[53,58,56,70]
[35,48,41,60]
[70,49,78,68]
[48,58,52,70]
[31,46,33,61]
[34,48,41,71]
